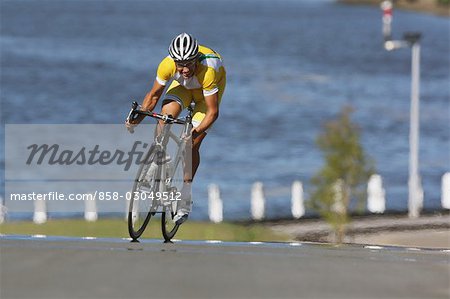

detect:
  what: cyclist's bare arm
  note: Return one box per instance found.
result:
[142,80,165,112]
[126,80,165,126]
[193,92,219,136]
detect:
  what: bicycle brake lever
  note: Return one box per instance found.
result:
[126,101,140,133]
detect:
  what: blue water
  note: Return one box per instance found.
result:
[1,0,449,220]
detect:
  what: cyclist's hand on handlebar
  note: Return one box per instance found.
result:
[125,101,145,133]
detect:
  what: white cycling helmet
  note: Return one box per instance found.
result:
[168,33,199,61]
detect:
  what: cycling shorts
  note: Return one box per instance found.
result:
[162,76,226,128]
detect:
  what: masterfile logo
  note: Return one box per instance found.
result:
[25,141,151,171]
[5,124,183,180]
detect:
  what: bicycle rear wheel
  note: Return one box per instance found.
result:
[128,145,161,241]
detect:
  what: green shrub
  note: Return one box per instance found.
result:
[309,106,375,243]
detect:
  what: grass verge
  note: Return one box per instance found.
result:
[0,218,291,242]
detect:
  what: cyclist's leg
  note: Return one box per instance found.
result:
[161,81,194,223]
[158,81,191,133]
[190,77,226,177]
[161,80,194,180]
[161,81,190,113]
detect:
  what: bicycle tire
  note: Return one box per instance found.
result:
[128,145,161,241]
[161,152,187,242]
[161,211,180,242]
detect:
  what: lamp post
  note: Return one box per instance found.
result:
[381,1,423,218]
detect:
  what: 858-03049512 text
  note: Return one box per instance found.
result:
[9,191,182,202]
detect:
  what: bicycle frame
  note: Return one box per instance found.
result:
[127,101,194,213]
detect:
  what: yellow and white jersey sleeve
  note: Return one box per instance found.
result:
[156,56,176,86]
[197,51,225,96]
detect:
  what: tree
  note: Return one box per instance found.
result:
[309,106,375,244]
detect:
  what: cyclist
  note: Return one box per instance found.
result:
[126,33,226,224]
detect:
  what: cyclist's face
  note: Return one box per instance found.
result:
[175,59,197,79]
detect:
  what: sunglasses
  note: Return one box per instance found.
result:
[175,59,197,68]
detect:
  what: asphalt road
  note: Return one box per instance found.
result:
[1,235,449,299]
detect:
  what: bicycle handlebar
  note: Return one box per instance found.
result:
[126,101,187,133]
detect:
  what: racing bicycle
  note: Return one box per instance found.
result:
[125,101,193,242]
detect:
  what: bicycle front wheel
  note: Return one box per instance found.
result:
[128,145,161,241]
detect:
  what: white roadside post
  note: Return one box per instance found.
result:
[291,181,305,219]
[33,198,47,224]
[130,194,139,225]
[84,194,98,222]
[367,174,386,213]
[208,184,223,223]
[125,191,138,222]
[442,172,450,210]
[381,0,423,218]
[125,193,130,221]
[251,182,265,220]
[0,196,6,224]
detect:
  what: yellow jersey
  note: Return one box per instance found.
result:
[156,45,226,97]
